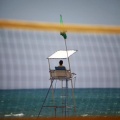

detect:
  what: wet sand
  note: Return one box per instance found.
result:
[1,117,120,120]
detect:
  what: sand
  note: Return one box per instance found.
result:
[1,117,120,120]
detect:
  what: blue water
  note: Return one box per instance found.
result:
[0,88,120,118]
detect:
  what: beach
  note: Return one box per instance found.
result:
[1,116,120,120]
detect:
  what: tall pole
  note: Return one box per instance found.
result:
[64,38,71,71]
[64,38,76,115]
[65,79,68,117]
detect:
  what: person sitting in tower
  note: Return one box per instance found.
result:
[58,60,66,70]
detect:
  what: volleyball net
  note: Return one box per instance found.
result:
[0,20,120,117]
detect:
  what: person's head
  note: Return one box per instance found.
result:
[59,60,63,66]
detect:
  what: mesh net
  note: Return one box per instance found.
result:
[0,20,120,117]
[0,29,120,89]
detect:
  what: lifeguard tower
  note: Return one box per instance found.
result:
[37,15,77,117]
[37,49,77,117]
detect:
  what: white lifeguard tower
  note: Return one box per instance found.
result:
[37,15,77,117]
[37,49,77,117]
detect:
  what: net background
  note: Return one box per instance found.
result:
[0,29,120,89]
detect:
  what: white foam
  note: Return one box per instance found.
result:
[81,114,88,117]
[5,113,24,117]
[13,113,24,117]
[60,96,66,98]
[5,114,12,117]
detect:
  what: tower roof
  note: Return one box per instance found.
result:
[48,50,77,59]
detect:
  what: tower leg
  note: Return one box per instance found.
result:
[65,79,68,117]
[61,80,64,116]
[37,79,54,118]
[71,79,76,114]
[61,80,69,117]
[51,84,55,107]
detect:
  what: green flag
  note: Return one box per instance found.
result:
[60,15,67,39]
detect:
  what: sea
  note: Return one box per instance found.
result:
[0,88,120,118]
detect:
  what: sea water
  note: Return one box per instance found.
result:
[0,88,120,118]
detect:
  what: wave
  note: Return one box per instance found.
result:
[4,113,24,117]
[60,95,66,98]
[81,114,88,117]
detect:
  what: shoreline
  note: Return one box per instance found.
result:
[1,116,120,120]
